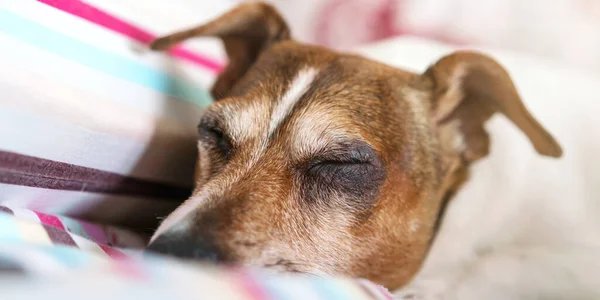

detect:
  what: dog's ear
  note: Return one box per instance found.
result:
[419,51,562,163]
[150,2,290,99]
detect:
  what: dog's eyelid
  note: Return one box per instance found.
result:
[197,112,229,137]
[198,122,222,138]
[198,112,221,130]
[311,141,380,165]
[197,121,233,157]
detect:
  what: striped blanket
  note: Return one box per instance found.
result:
[0,206,395,300]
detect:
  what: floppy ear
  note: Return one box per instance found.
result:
[150,2,291,99]
[420,51,562,163]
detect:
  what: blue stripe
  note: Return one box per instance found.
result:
[45,245,91,268]
[0,213,22,244]
[0,9,213,108]
[254,274,293,300]
[59,218,89,240]
[308,277,357,300]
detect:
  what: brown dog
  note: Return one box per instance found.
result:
[146,2,562,291]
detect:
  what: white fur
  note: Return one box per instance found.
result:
[291,107,363,157]
[358,37,600,299]
[268,68,319,135]
[222,101,269,144]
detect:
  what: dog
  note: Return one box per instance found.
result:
[146,2,600,299]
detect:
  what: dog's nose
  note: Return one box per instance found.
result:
[146,232,224,262]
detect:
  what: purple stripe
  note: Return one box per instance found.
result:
[42,224,78,247]
[80,222,109,245]
[0,150,191,200]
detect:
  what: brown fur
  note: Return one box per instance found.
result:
[147,2,562,290]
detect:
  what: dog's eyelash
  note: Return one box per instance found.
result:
[308,144,378,168]
[306,159,370,175]
[317,158,371,165]
[300,143,385,210]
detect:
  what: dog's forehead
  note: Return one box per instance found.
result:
[206,41,422,160]
[215,67,379,155]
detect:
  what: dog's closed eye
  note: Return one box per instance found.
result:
[198,121,232,158]
[300,142,386,210]
[197,119,233,177]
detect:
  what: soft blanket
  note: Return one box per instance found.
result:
[0,206,395,300]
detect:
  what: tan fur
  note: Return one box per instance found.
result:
[148,2,562,290]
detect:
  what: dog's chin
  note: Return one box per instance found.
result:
[256,260,326,278]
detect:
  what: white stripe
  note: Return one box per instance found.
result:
[268,68,319,135]
[70,234,111,259]
[0,105,196,185]
[15,219,52,246]
[11,209,40,224]
[0,59,196,142]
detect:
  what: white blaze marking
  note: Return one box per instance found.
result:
[223,101,267,144]
[268,68,319,135]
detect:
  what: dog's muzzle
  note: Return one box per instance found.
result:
[146,232,224,262]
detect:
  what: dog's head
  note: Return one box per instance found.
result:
[147,2,562,289]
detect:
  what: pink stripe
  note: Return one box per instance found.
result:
[229,268,271,300]
[109,256,146,280]
[99,244,128,260]
[34,211,66,231]
[358,280,395,300]
[373,284,394,300]
[37,0,224,73]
